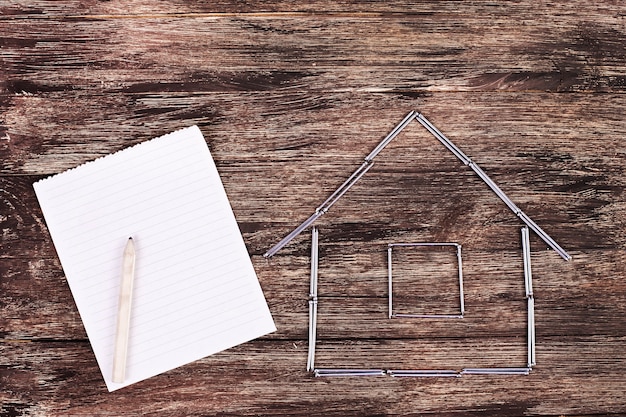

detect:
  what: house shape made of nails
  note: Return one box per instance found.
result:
[265,111,571,377]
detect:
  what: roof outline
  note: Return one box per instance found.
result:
[264,110,571,261]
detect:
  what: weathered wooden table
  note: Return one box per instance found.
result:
[2,2,625,416]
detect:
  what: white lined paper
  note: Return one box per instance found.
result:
[34,126,276,391]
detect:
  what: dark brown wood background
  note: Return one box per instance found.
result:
[2,1,625,416]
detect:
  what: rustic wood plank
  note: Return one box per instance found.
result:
[1,11,625,94]
[2,92,624,179]
[0,0,624,20]
[1,337,625,416]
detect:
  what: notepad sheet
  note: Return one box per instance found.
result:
[34,126,276,391]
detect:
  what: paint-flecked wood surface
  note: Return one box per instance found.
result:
[1,2,626,416]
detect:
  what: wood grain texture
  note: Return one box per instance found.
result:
[1,1,626,416]
[1,20,626,93]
